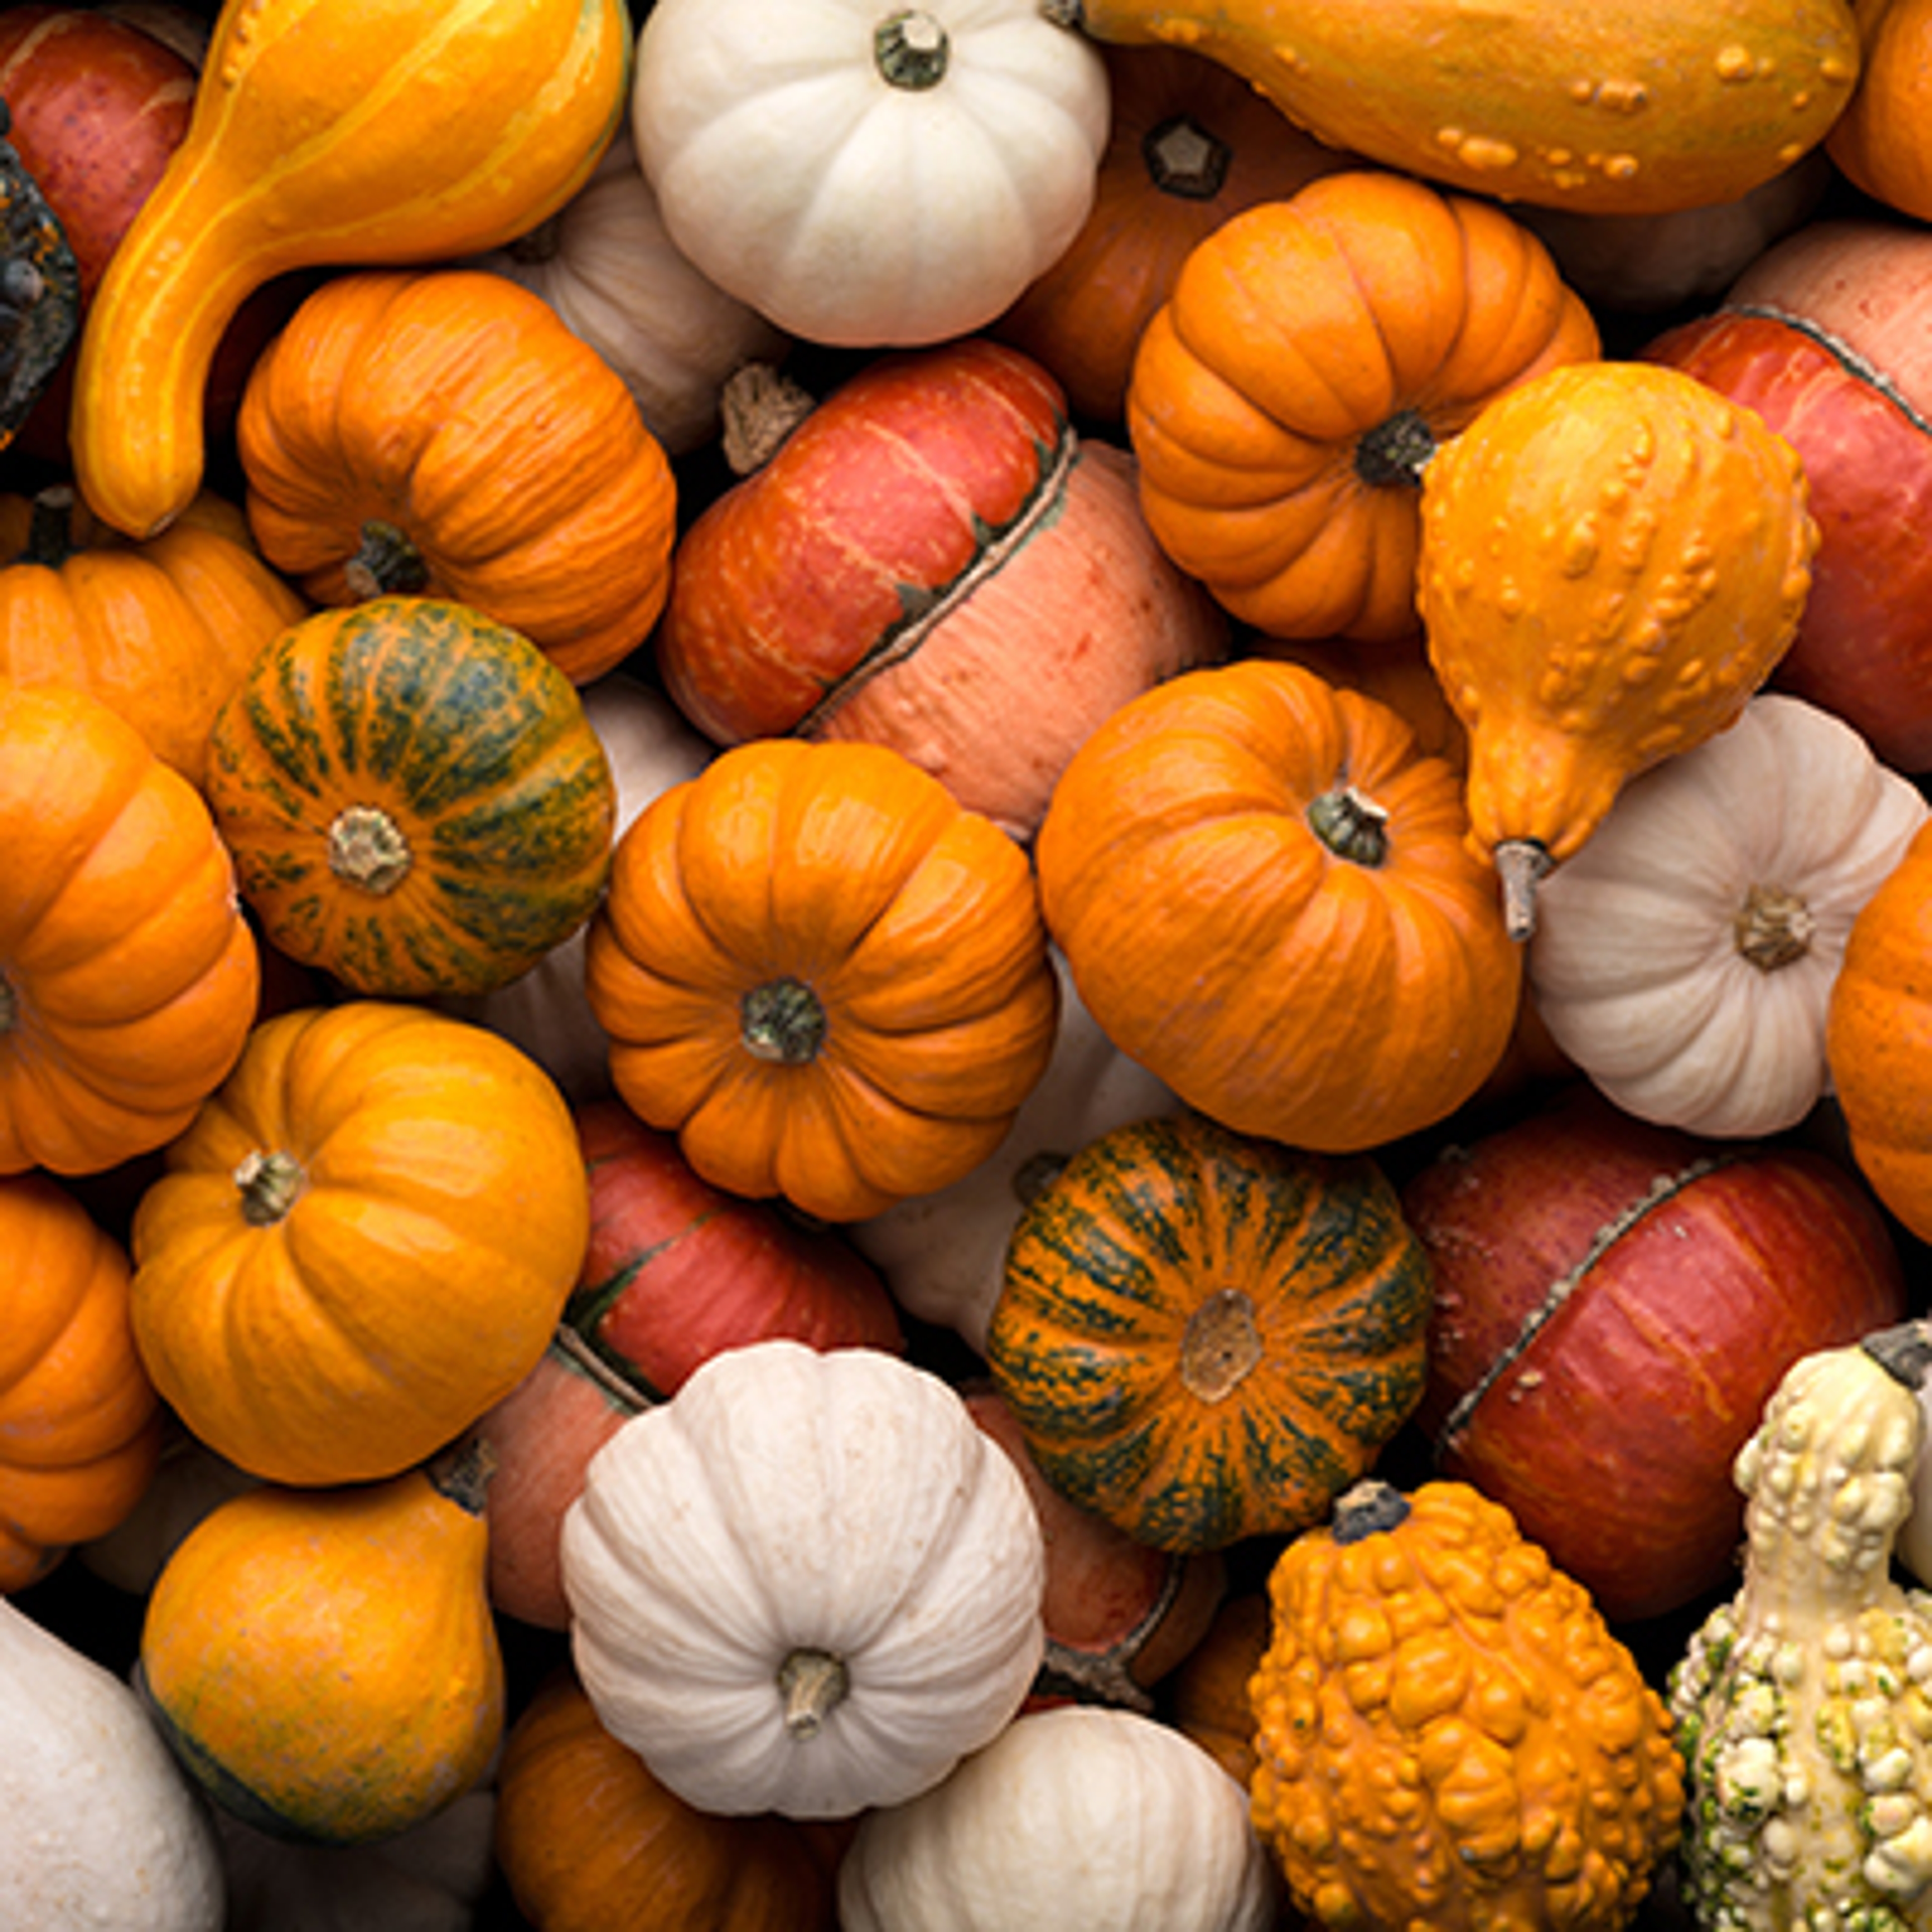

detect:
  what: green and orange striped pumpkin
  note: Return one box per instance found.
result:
[205,596,617,998]
[984,1111,1432,1554]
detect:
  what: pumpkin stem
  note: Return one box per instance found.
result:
[1012,1149,1070,1211]
[426,1434,499,1516]
[1864,1319,1932,1392]
[1733,882,1814,972]
[1306,783,1390,868]
[777,1647,849,1739]
[342,519,430,600]
[1330,1478,1410,1545]
[1180,1288,1264,1403]
[874,9,948,89]
[232,1148,307,1226]
[1493,838,1553,942]
[1143,115,1231,200]
[18,482,77,567]
[329,804,413,894]
[1354,408,1437,489]
[719,362,817,476]
[0,972,15,1034]
[741,977,828,1065]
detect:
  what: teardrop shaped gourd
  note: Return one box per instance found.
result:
[1418,359,1818,939]
[69,0,632,540]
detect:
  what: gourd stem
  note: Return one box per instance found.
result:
[741,977,828,1064]
[1331,1478,1410,1545]
[718,362,817,476]
[777,1647,848,1739]
[1864,1319,1932,1391]
[232,1148,306,1226]
[19,482,75,567]
[426,1434,498,1516]
[343,519,430,600]
[1354,409,1437,489]
[329,803,413,894]
[875,9,948,89]
[1734,882,1813,971]
[1493,838,1553,942]
[1306,784,1390,868]
[1143,115,1230,200]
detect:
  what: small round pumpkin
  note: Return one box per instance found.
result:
[584,736,1060,1222]
[985,1112,1432,1554]
[205,595,618,999]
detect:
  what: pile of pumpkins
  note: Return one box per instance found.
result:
[9,0,1932,1925]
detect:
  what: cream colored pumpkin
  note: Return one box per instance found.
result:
[838,1703,1278,1932]
[1527,694,1929,1139]
[560,1338,1046,1819]
[630,0,1110,346]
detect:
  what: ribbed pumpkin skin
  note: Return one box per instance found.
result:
[205,596,617,998]
[986,1113,1433,1553]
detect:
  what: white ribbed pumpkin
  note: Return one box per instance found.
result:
[1527,693,1928,1138]
[560,1339,1046,1819]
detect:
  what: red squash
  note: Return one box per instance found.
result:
[1401,1086,1909,1624]
[479,1099,906,1628]
[655,339,1228,840]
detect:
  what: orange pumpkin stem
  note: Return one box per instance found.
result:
[1143,114,1229,200]
[741,976,829,1064]
[1306,783,1390,868]
[19,484,76,567]
[232,1147,306,1226]
[342,519,430,601]
[1354,408,1436,490]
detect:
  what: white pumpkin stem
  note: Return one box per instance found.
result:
[1734,881,1814,971]
[874,9,948,89]
[777,1647,849,1739]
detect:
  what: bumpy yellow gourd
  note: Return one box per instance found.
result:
[1249,1478,1684,1932]
[70,0,631,540]
[1418,359,1817,940]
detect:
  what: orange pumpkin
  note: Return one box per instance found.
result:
[0,679,260,1177]
[584,737,1060,1222]
[237,268,678,684]
[0,1172,163,1593]
[1126,168,1599,641]
[1035,657,1520,1154]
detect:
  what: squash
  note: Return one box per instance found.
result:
[1527,692,1929,1138]
[1669,1322,1932,1930]
[1125,169,1599,641]
[1250,1478,1685,1930]
[991,42,1356,426]
[205,596,617,1000]
[0,1171,162,1594]
[1417,358,1819,939]
[137,1441,503,1846]
[584,736,1060,1223]
[1168,1590,1272,1790]
[0,88,80,444]
[1034,657,1521,1155]
[128,999,589,1487]
[985,1111,1432,1554]
[0,1594,224,1930]
[838,1704,1279,1932]
[1040,0,1861,217]
[0,679,260,1177]
[466,127,789,459]
[0,482,306,789]
[630,0,1109,347]
[68,0,632,539]
[236,269,677,684]
[562,1339,1047,1819]
[494,1665,842,1932]
[1826,0,1932,221]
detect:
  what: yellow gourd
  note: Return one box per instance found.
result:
[69,0,632,541]
[1417,359,1817,939]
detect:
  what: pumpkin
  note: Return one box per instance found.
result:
[985,1111,1432,1554]
[1826,0,1932,221]
[0,679,260,1177]
[1250,1478,1685,1931]
[1168,1589,1271,1790]
[656,341,1228,841]
[560,1339,1048,1819]
[1526,692,1930,1139]
[838,1704,1279,1932]
[630,0,1109,347]
[1039,0,1861,216]
[0,1172,162,1595]
[1669,1323,1932,1930]
[583,736,1060,1223]
[1418,358,1819,938]
[1034,657,1521,1155]
[466,127,789,459]
[0,482,306,788]
[128,999,589,1487]
[494,1665,842,1932]
[1126,169,1599,641]
[68,0,632,539]
[204,596,618,1000]
[991,42,1356,426]
[236,269,677,683]
[137,1441,504,1846]
[0,1594,224,1930]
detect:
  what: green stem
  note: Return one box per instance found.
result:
[232,1149,306,1226]
[342,519,430,600]
[875,9,948,88]
[741,977,828,1064]
[1306,783,1390,868]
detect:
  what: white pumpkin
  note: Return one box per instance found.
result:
[851,946,1181,1353]
[0,1598,225,1930]
[1527,693,1929,1139]
[838,1703,1279,1932]
[560,1338,1046,1820]
[630,0,1111,347]
[466,128,789,457]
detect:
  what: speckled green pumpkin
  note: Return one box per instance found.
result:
[984,1111,1433,1554]
[205,595,616,998]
